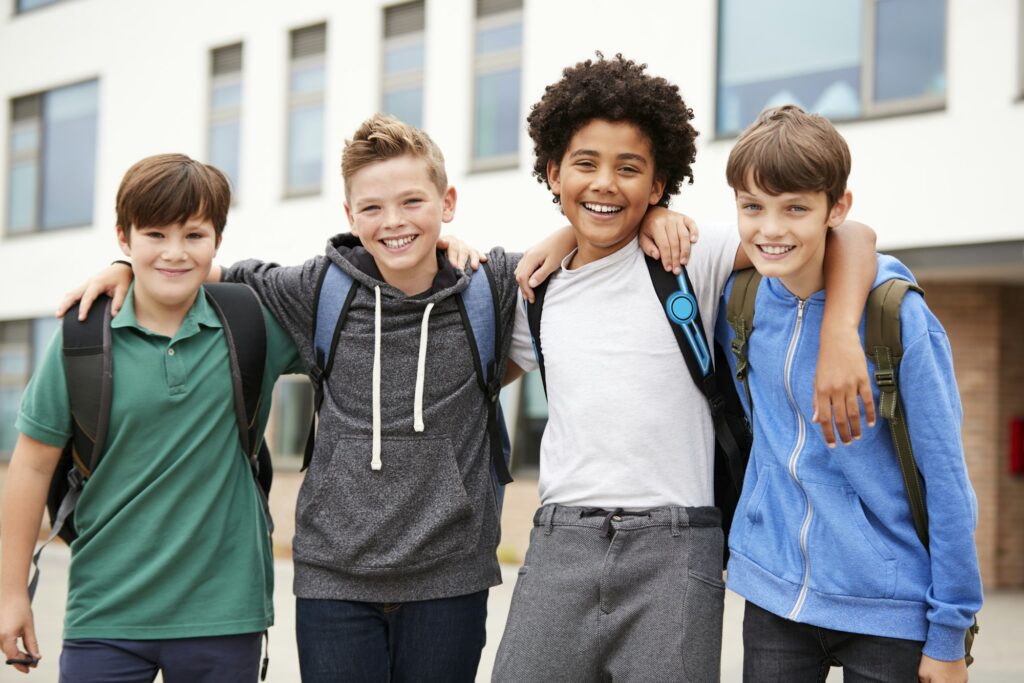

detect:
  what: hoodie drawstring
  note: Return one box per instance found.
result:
[414,303,434,432]
[371,286,382,470]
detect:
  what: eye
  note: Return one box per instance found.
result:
[619,165,640,175]
[788,205,809,214]
[186,232,205,239]
[360,205,381,213]
[574,159,596,170]
[143,230,164,239]
[404,197,423,206]
[741,203,762,212]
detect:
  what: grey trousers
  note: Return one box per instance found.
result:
[493,504,725,683]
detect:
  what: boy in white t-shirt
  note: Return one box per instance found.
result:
[493,54,879,682]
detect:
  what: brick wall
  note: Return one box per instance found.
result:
[920,282,1024,588]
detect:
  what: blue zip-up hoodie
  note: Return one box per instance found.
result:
[715,254,982,661]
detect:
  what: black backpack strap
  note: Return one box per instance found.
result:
[303,262,358,471]
[204,284,274,534]
[33,297,114,599]
[523,279,550,395]
[456,263,513,486]
[644,257,745,494]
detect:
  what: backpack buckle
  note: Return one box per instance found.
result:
[875,370,895,389]
[486,377,501,404]
[67,467,85,490]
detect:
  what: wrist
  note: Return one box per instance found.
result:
[111,259,132,269]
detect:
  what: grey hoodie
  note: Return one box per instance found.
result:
[224,234,520,601]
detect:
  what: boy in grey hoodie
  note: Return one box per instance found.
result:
[62,114,696,682]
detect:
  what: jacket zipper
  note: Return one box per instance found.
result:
[784,299,813,621]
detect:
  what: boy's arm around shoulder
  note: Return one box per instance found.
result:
[816,220,878,447]
[223,255,326,370]
[897,296,983,662]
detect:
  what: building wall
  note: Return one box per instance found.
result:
[921,282,1024,588]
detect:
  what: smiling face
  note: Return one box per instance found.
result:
[118,216,220,322]
[344,154,456,295]
[547,119,665,267]
[736,178,852,298]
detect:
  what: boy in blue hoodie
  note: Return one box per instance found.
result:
[716,106,982,683]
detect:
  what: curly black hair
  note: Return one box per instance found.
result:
[527,53,698,208]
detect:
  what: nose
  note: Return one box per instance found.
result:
[589,166,618,194]
[760,215,785,239]
[161,234,187,260]
[382,204,404,230]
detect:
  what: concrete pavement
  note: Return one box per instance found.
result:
[9,544,1024,682]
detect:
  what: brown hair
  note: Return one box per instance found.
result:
[342,114,447,198]
[726,105,851,208]
[116,154,231,238]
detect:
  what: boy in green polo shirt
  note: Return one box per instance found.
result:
[0,154,305,682]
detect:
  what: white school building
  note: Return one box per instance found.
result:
[1,0,1022,587]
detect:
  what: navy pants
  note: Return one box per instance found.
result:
[59,633,262,683]
[296,590,488,683]
[743,601,925,682]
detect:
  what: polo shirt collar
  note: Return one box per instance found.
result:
[111,284,223,340]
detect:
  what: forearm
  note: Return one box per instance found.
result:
[0,442,58,600]
[821,220,876,330]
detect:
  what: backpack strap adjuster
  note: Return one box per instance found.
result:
[874,369,895,390]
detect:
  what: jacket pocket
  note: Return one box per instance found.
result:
[295,435,479,570]
[804,482,897,599]
[739,464,807,585]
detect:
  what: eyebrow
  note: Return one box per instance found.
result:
[568,149,650,165]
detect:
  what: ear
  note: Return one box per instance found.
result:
[827,190,853,228]
[648,175,667,207]
[546,158,562,197]
[441,186,457,224]
[343,202,357,233]
[116,225,132,257]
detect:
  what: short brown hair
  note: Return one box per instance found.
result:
[116,154,231,237]
[342,114,447,199]
[726,105,851,208]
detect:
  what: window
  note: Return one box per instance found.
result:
[381,1,426,128]
[286,23,327,196]
[7,79,99,234]
[716,0,946,136]
[1019,0,1024,97]
[209,44,243,197]
[471,0,523,169]
[14,0,64,13]
[0,318,58,461]
[268,376,313,462]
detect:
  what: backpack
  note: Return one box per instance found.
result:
[524,256,752,565]
[31,284,273,600]
[304,261,513,497]
[726,270,979,666]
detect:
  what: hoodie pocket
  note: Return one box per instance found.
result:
[739,464,806,585]
[295,435,479,570]
[804,483,897,599]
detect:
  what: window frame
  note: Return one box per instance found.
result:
[0,318,54,461]
[469,4,523,172]
[5,78,99,237]
[208,43,244,202]
[380,1,426,128]
[12,0,66,16]
[714,0,948,139]
[284,23,328,198]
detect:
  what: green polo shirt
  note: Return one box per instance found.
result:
[17,285,304,640]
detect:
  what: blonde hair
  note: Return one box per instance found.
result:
[342,114,448,198]
[726,105,851,209]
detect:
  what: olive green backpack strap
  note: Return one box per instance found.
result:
[726,268,762,414]
[865,279,928,550]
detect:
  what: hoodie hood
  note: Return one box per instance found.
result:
[325,233,468,305]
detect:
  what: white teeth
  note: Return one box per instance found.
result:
[760,245,794,255]
[583,202,622,214]
[383,236,415,249]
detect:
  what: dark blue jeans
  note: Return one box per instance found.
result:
[59,633,262,683]
[743,601,924,682]
[296,590,488,683]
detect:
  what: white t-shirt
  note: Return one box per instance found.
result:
[509,226,741,509]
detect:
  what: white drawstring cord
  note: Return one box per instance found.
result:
[371,286,382,470]
[414,303,434,432]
